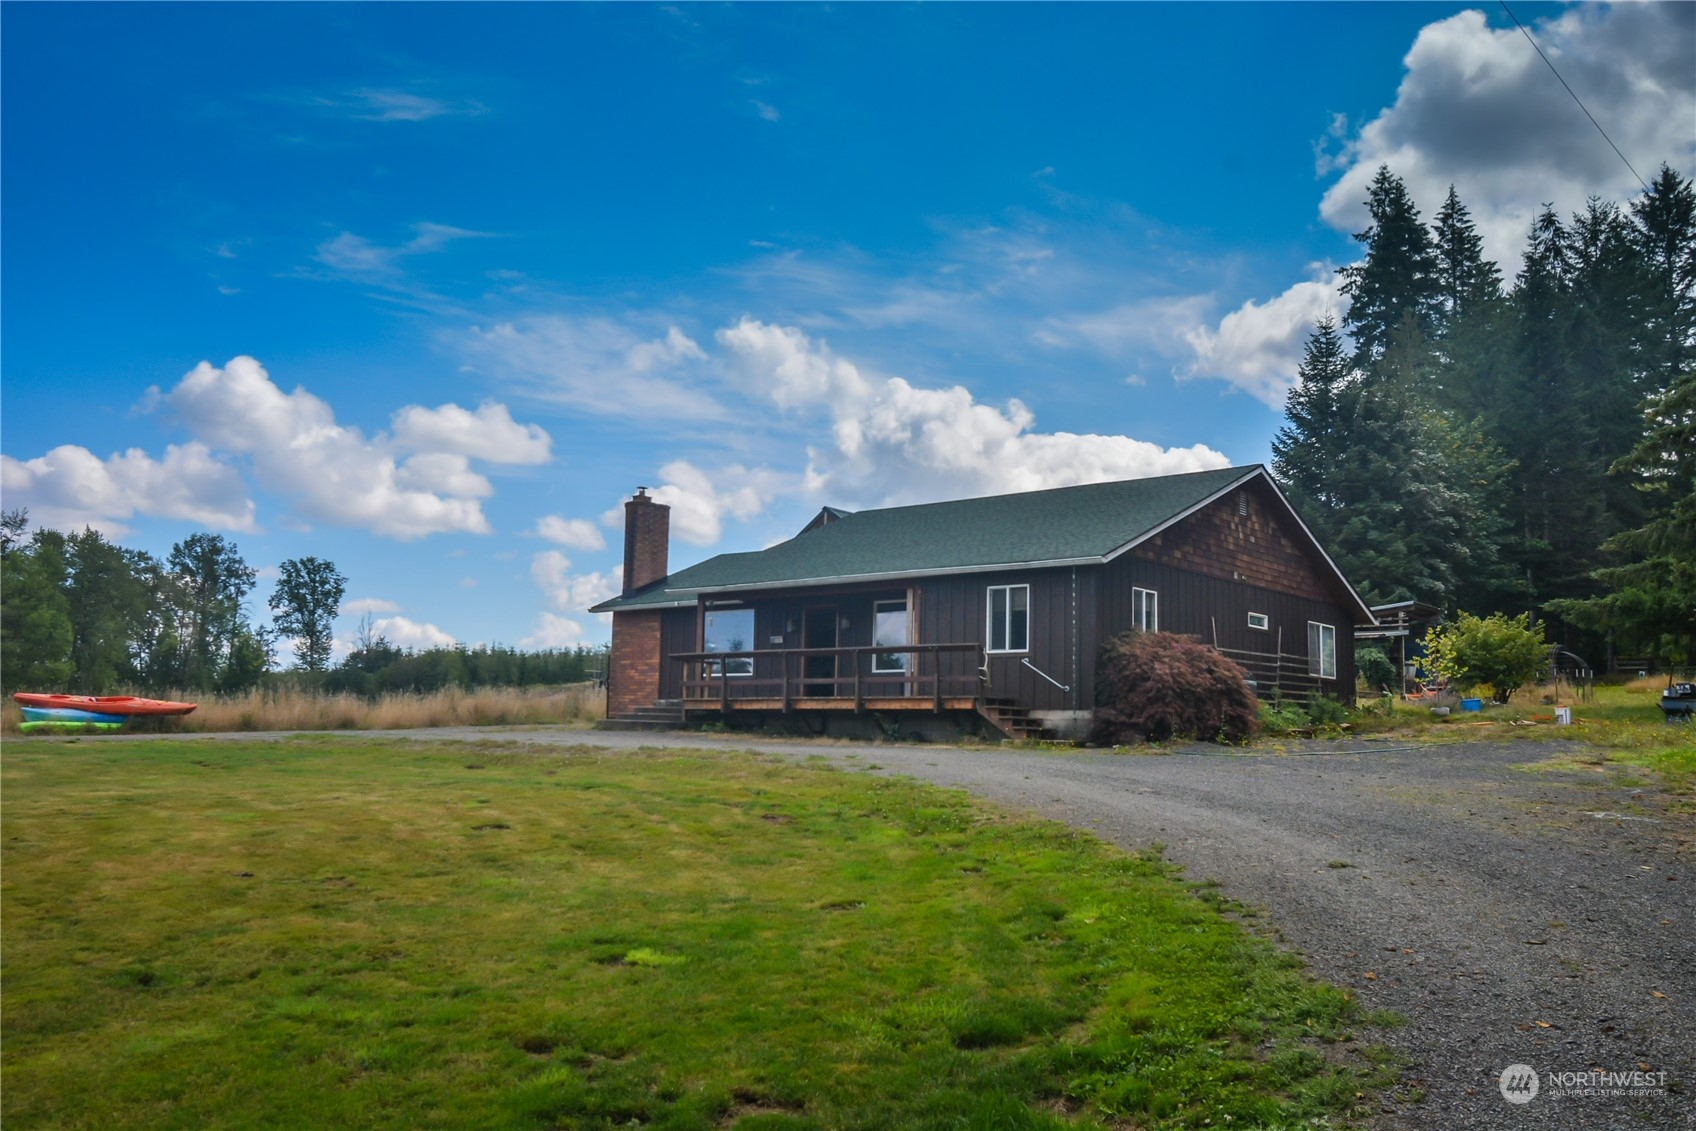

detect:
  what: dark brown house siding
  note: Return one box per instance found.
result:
[658,607,695,701]
[1096,485,1359,694]
[1094,556,1357,693]
[915,568,1083,712]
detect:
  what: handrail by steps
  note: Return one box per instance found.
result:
[1020,657,1070,692]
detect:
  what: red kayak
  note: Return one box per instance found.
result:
[12,693,198,717]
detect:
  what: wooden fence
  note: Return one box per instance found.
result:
[1212,645,1327,702]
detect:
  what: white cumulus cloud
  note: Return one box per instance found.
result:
[533,515,607,550]
[390,401,552,464]
[716,318,1229,507]
[1181,273,1349,408]
[1318,5,1695,266]
[530,551,623,612]
[158,355,548,539]
[341,596,403,616]
[649,460,783,546]
[370,615,457,650]
[0,441,256,536]
[519,612,589,649]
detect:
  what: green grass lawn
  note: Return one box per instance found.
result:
[1,738,1389,1130]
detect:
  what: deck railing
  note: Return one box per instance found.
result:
[673,643,986,713]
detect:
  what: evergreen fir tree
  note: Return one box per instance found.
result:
[1494,206,1602,615]
[1629,164,1696,394]
[1567,197,1656,542]
[1340,166,1441,364]
[1549,366,1696,666]
[1431,184,1502,331]
[1271,315,1353,509]
[1273,312,1512,610]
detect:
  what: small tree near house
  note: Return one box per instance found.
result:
[1090,630,1260,745]
[1418,611,1547,703]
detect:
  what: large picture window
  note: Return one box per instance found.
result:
[873,598,909,673]
[1307,621,1337,680]
[1132,587,1158,632]
[987,585,1029,653]
[704,607,755,676]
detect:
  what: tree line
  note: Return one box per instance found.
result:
[0,512,606,695]
[1272,164,1695,670]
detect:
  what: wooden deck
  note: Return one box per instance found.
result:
[673,642,986,714]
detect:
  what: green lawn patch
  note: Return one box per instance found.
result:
[3,738,1388,1129]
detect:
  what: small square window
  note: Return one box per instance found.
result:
[1247,612,1270,631]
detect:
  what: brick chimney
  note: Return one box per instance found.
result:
[622,487,670,595]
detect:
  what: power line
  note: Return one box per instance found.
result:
[1498,0,1649,194]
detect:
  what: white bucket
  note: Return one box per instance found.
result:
[1554,706,1572,725]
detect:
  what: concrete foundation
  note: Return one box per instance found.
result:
[1031,709,1094,741]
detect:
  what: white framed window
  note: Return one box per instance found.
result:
[704,607,755,676]
[1132,587,1158,632]
[986,584,1029,653]
[873,598,909,673]
[1307,621,1337,680]
[1247,612,1270,631]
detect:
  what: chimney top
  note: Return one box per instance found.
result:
[622,485,670,595]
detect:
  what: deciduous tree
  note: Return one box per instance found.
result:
[167,533,259,690]
[269,556,346,672]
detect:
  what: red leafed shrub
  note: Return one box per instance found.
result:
[1090,630,1260,745]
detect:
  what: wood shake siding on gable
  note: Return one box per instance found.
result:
[1129,485,1329,602]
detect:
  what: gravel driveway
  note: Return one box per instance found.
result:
[103,726,1696,1128]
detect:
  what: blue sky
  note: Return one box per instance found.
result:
[3,2,1690,655]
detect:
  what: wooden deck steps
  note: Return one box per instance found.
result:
[976,697,1055,741]
[595,699,687,732]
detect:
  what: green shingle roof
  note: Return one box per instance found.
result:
[593,466,1276,612]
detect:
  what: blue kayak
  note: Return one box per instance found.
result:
[21,706,129,724]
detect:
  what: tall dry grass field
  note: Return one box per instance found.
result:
[1,682,605,735]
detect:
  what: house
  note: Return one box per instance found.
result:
[590,465,1375,739]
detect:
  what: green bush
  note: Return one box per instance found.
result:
[1356,645,1397,693]
[1091,631,1259,745]
[1305,695,1352,727]
[1418,612,1547,702]
[1257,701,1311,735]
[1256,695,1353,734]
